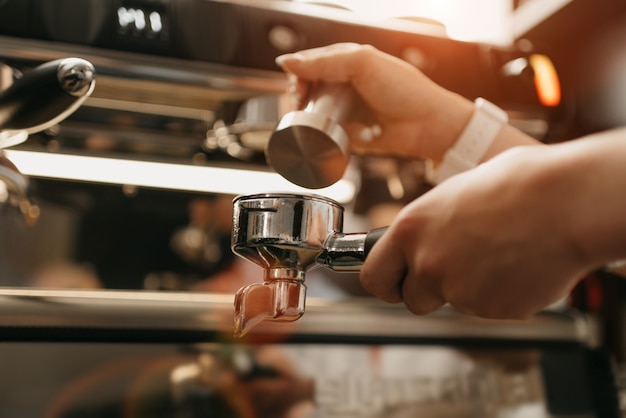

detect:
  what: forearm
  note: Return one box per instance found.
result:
[548,129,626,267]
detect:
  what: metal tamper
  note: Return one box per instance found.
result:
[265,82,354,189]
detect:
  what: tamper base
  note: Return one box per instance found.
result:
[266,110,350,189]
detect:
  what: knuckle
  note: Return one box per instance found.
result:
[401,264,445,317]
[359,269,402,303]
[352,44,380,66]
[357,44,377,55]
[403,298,443,316]
[443,281,477,314]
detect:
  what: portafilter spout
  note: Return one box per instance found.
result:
[265,82,354,189]
[231,193,385,337]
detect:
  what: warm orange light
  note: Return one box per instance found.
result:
[291,0,512,44]
[529,54,561,107]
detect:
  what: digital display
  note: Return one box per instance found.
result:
[117,1,169,41]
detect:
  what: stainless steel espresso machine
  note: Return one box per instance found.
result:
[0,1,622,417]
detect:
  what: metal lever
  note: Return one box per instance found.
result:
[0,57,95,141]
[0,57,95,224]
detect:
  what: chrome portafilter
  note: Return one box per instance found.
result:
[231,193,385,337]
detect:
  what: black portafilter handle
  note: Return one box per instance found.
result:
[0,57,95,135]
[364,226,388,258]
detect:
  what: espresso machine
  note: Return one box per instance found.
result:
[0,1,623,417]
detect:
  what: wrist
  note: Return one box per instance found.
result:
[421,92,475,162]
[425,98,508,185]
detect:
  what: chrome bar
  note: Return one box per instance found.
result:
[0,287,595,345]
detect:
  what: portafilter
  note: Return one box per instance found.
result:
[231,193,385,337]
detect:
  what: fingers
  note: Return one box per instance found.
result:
[401,268,447,316]
[278,43,374,111]
[276,42,438,160]
[359,233,404,304]
[359,222,446,316]
[275,43,371,83]
[276,43,418,97]
[360,245,446,315]
[359,202,451,316]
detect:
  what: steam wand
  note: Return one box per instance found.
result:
[0,57,95,139]
[0,57,96,224]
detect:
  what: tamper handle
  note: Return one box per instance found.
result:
[304,82,354,121]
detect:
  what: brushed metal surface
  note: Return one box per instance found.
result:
[0,287,594,344]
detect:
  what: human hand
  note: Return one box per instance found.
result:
[359,144,601,319]
[275,43,475,162]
